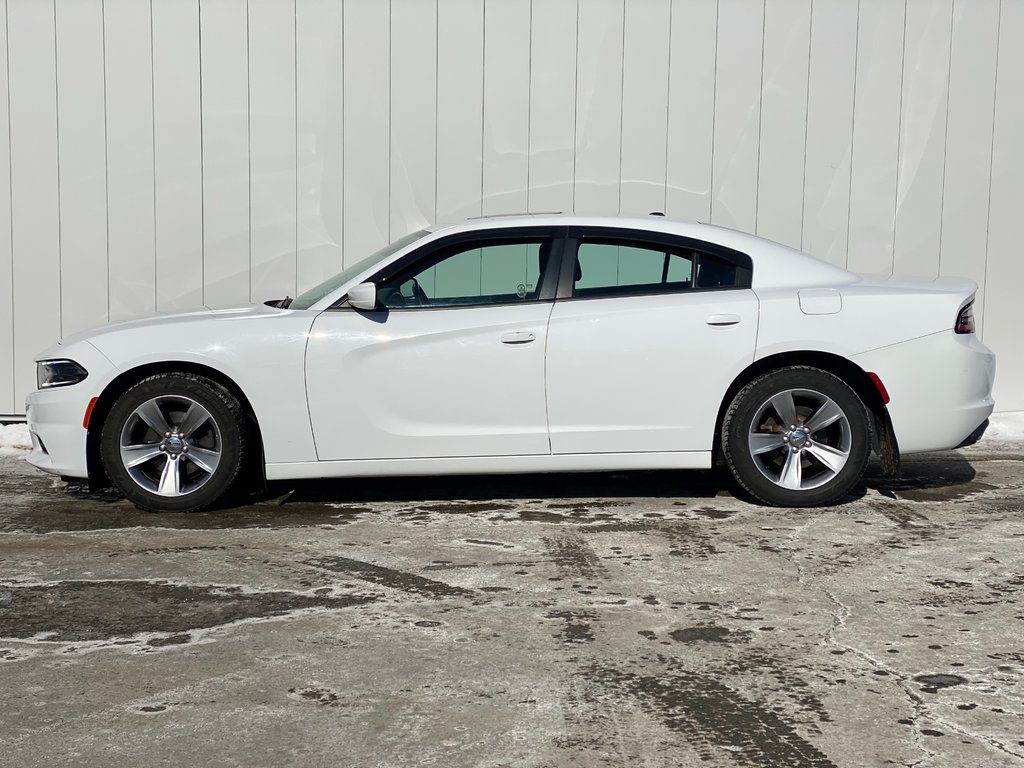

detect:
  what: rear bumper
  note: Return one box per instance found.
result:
[852,330,995,454]
[956,418,989,449]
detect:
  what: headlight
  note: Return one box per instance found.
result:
[37,359,89,389]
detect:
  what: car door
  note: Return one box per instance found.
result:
[305,229,563,461]
[545,228,759,455]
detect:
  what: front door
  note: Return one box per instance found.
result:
[305,232,561,461]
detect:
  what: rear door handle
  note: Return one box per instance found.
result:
[706,313,741,327]
[500,331,536,345]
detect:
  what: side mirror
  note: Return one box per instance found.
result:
[347,282,377,311]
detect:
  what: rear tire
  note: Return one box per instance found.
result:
[722,366,870,507]
[100,373,247,512]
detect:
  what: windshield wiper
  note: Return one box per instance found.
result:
[264,296,293,309]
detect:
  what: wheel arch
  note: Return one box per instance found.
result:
[86,361,266,490]
[713,350,900,474]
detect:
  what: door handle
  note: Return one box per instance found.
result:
[500,331,536,345]
[706,313,741,327]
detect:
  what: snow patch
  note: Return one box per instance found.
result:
[986,412,1024,443]
[0,423,31,457]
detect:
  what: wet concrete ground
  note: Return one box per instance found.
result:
[1,444,1023,767]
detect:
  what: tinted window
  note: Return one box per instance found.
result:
[694,254,738,288]
[573,241,692,298]
[379,239,549,309]
[572,239,740,298]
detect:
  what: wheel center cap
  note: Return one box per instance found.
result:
[788,428,810,449]
[165,436,184,456]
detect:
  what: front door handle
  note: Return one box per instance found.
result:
[500,331,536,345]
[706,313,741,327]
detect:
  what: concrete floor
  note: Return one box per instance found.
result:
[1,445,1022,767]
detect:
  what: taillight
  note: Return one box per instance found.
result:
[867,372,890,404]
[955,302,976,334]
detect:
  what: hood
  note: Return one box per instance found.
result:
[35,304,294,362]
[55,305,286,348]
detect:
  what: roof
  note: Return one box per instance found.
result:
[426,213,857,290]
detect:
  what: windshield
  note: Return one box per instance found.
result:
[289,229,430,310]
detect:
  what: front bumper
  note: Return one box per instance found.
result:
[25,387,91,479]
[25,341,117,479]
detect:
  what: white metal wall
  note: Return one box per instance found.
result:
[1,0,1022,417]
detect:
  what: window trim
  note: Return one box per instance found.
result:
[329,226,568,311]
[555,226,753,301]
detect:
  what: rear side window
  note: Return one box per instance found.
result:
[572,239,743,299]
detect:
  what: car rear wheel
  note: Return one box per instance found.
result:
[722,367,871,507]
[100,373,247,512]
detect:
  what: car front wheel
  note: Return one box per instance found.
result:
[100,373,247,512]
[722,366,871,507]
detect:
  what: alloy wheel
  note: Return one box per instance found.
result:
[118,395,223,497]
[746,388,852,492]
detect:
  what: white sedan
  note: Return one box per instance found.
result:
[25,215,995,511]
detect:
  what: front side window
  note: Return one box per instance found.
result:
[378,238,552,309]
[572,238,740,298]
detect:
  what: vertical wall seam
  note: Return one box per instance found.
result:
[432,0,438,224]
[52,0,62,337]
[571,0,578,214]
[662,0,673,214]
[198,0,205,305]
[387,0,392,239]
[5,0,14,407]
[149,0,156,310]
[525,0,533,213]
[936,0,955,277]
[101,0,109,321]
[753,0,766,235]
[344,0,348,268]
[980,0,1002,342]
[245,0,251,300]
[479,0,485,216]
[616,0,625,214]
[709,0,719,222]
[385,0,389,234]
[889,0,908,278]
[293,0,297,294]
[843,0,861,269]
[799,0,814,251]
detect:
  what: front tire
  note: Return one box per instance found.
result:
[722,367,871,507]
[100,373,247,512]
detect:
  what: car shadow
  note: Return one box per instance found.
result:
[14,449,982,536]
[859,450,981,503]
[269,467,731,506]
[270,450,981,508]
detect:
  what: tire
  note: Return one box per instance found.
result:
[722,366,871,507]
[100,373,247,512]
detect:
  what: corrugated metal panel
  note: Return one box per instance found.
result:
[0,0,1020,415]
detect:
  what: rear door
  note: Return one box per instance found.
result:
[545,228,759,454]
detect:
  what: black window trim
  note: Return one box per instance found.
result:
[329,226,569,311]
[554,226,753,301]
